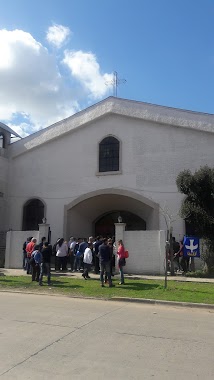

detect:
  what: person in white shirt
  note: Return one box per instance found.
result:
[56,238,68,271]
[82,243,93,279]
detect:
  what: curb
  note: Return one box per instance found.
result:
[0,289,214,310]
[111,297,214,309]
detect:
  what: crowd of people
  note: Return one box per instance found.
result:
[167,236,192,274]
[22,235,127,287]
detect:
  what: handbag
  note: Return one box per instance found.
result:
[124,250,129,259]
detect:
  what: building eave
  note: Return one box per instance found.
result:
[0,122,22,138]
[9,97,214,158]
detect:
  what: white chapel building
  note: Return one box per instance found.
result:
[1,97,214,272]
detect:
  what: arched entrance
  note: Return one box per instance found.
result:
[95,211,146,237]
[22,198,45,230]
[65,188,159,238]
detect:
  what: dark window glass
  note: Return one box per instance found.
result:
[95,211,146,237]
[22,199,44,230]
[99,137,119,172]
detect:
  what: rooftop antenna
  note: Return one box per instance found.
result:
[106,71,126,97]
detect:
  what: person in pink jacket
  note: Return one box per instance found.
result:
[117,239,126,285]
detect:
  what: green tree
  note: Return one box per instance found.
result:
[176,166,214,274]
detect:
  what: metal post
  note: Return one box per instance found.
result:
[170,229,175,276]
[165,230,169,289]
[165,241,168,288]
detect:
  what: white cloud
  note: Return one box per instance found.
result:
[8,122,32,138]
[0,29,79,136]
[46,24,71,48]
[0,28,113,137]
[63,50,113,99]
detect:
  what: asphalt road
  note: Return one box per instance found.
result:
[0,292,214,379]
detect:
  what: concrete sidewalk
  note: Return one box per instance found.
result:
[1,267,214,283]
[1,292,214,379]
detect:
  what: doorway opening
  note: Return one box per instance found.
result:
[94,210,146,237]
[22,198,44,230]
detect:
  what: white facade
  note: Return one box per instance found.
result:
[1,97,214,245]
[123,230,166,275]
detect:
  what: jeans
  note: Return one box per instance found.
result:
[105,259,114,281]
[23,252,27,270]
[94,254,100,274]
[74,256,82,271]
[180,257,190,273]
[26,257,32,274]
[32,264,40,281]
[119,266,125,284]
[174,255,182,271]
[39,262,51,284]
[69,254,74,271]
[100,261,112,285]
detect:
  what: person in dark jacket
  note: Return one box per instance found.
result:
[78,238,88,270]
[39,236,46,252]
[94,236,103,273]
[39,242,52,285]
[104,238,114,282]
[22,236,31,270]
[98,238,114,288]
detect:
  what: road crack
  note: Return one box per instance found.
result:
[0,304,126,377]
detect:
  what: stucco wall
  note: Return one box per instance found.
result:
[5,230,39,269]
[123,230,166,275]
[7,112,214,242]
[5,228,166,274]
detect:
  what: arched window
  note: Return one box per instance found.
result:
[99,136,119,172]
[0,133,5,149]
[22,199,45,231]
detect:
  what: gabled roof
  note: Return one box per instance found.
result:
[0,122,21,138]
[9,97,214,157]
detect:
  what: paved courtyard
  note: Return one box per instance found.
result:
[0,292,214,379]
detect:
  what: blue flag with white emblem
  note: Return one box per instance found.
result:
[183,236,200,258]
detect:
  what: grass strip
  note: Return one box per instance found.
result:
[0,275,214,304]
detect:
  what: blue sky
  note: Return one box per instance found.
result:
[0,0,214,136]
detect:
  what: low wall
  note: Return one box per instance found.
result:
[123,230,166,275]
[5,231,39,269]
[5,229,202,275]
[0,231,6,267]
